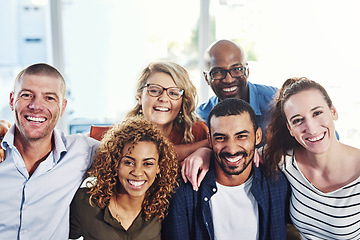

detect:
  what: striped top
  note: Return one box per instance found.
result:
[281,152,360,240]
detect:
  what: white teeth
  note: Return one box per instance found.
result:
[26,116,46,123]
[154,107,170,112]
[223,86,237,92]
[307,133,325,142]
[128,180,145,187]
[225,155,243,162]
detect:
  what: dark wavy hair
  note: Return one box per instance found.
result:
[86,117,179,221]
[263,77,333,176]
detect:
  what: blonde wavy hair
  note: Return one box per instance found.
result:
[87,117,179,221]
[126,61,199,143]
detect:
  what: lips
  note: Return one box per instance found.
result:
[224,155,243,163]
[25,116,46,123]
[220,151,248,165]
[222,86,238,93]
[306,132,325,142]
[128,179,146,187]
[153,106,170,112]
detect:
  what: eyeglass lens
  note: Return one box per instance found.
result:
[146,84,183,100]
[210,67,246,80]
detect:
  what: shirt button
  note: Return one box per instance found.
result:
[212,188,217,192]
[204,197,208,201]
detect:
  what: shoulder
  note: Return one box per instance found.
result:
[250,82,278,97]
[192,121,209,141]
[172,179,197,199]
[254,164,289,192]
[60,131,100,148]
[197,96,218,112]
[197,96,218,122]
[73,187,91,203]
[56,131,100,159]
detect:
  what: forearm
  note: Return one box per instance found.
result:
[175,139,209,162]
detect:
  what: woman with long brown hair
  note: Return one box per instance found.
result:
[264,77,360,239]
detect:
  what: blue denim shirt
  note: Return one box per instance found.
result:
[162,160,290,240]
[0,125,99,240]
[196,81,278,136]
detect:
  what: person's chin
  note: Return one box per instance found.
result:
[218,90,240,100]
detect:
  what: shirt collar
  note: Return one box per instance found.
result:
[1,125,67,164]
[1,124,16,150]
[52,129,67,163]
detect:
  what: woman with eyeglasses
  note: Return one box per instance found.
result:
[125,61,209,162]
[91,61,208,162]
[264,77,360,239]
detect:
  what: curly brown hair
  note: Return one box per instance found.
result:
[86,117,179,221]
[264,77,333,177]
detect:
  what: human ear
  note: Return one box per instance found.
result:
[286,122,294,137]
[156,164,160,174]
[207,131,213,149]
[255,127,262,145]
[331,106,338,120]
[137,94,143,106]
[203,71,210,85]
[9,92,14,111]
[60,99,67,117]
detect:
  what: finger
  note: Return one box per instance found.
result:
[181,162,188,183]
[253,149,260,167]
[185,161,199,191]
[0,150,4,163]
[196,169,208,190]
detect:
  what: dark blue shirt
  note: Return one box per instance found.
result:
[162,161,290,240]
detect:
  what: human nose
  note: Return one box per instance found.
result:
[225,139,240,155]
[157,89,170,101]
[303,118,318,134]
[28,97,43,110]
[131,164,144,176]
[221,70,235,84]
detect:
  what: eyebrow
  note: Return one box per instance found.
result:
[123,155,156,161]
[19,89,60,98]
[211,63,244,71]
[212,129,249,137]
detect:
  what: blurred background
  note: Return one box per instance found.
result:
[1,0,359,148]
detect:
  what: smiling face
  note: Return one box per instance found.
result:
[117,141,160,199]
[209,114,262,185]
[284,89,338,154]
[9,73,67,143]
[204,41,249,101]
[139,72,183,132]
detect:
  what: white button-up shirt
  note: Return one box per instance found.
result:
[0,125,99,240]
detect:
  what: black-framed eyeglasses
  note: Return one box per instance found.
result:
[208,66,247,81]
[142,83,184,100]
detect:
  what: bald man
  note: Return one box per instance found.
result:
[197,39,277,138]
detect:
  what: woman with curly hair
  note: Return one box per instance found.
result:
[264,77,360,239]
[70,117,179,240]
